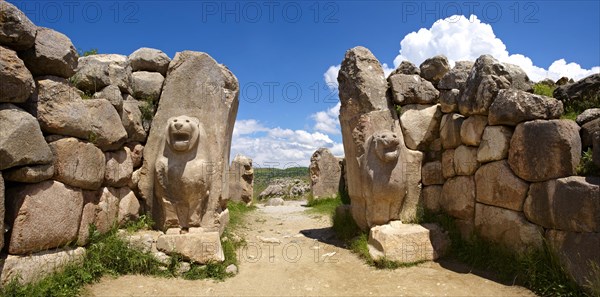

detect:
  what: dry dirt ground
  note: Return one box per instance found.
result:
[84,201,535,296]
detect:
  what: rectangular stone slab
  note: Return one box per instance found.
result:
[156,232,224,264]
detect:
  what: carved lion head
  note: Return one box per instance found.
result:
[371,130,400,163]
[166,115,201,152]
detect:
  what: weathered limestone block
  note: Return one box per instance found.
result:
[475,160,529,211]
[442,176,475,220]
[229,154,254,204]
[6,181,83,254]
[139,51,238,232]
[581,118,600,149]
[0,45,34,103]
[0,104,53,170]
[118,190,140,226]
[422,185,442,213]
[509,120,581,182]
[422,161,444,185]
[83,99,128,151]
[368,221,449,263]
[122,99,147,143]
[525,176,600,232]
[308,148,341,199]
[50,138,106,190]
[439,89,459,113]
[0,247,85,286]
[0,1,37,50]
[129,47,171,75]
[440,113,465,149]
[104,147,133,187]
[488,89,563,126]
[93,84,123,112]
[453,145,479,176]
[74,54,132,94]
[125,142,144,168]
[78,187,121,245]
[474,203,543,252]
[546,230,600,289]
[20,27,78,78]
[576,108,600,126]
[419,55,450,85]
[460,115,487,146]
[399,104,442,150]
[438,61,473,90]
[156,232,224,263]
[132,71,164,102]
[3,164,54,183]
[441,149,456,179]
[388,74,439,105]
[477,126,512,163]
[391,61,420,76]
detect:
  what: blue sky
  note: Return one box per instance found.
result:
[14,0,600,167]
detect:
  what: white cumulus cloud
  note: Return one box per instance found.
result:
[324,65,341,91]
[311,102,341,134]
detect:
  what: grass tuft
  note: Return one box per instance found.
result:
[577,148,600,176]
[305,194,342,215]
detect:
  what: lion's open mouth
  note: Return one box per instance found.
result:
[173,131,191,143]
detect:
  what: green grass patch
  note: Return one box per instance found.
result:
[532,82,556,97]
[305,194,342,215]
[561,110,579,121]
[227,201,256,229]
[577,148,600,176]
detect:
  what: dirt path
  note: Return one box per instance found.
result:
[84,201,535,296]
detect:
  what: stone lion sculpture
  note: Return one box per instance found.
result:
[155,115,210,233]
[360,130,407,227]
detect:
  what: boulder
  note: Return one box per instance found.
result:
[419,55,450,85]
[475,160,529,211]
[20,27,78,78]
[78,187,121,245]
[0,45,34,103]
[0,174,3,251]
[6,181,83,254]
[368,221,449,263]
[488,89,563,126]
[390,61,420,76]
[440,113,465,149]
[453,145,479,176]
[92,84,123,112]
[308,148,341,199]
[125,142,144,168]
[441,149,456,179]
[156,232,224,263]
[525,176,600,232]
[576,108,600,126]
[229,154,254,204]
[460,115,488,146]
[477,126,512,163]
[118,189,140,226]
[74,54,132,94]
[581,118,600,149]
[508,120,581,182]
[104,147,133,187]
[388,74,439,105]
[29,76,93,140]
[3,164,54,183]
[0,247,85,286]
[138,51,238,231]
[421,185,442,213]
[422,161,444,185]
[50,138,106,190]
[265,197,285,206]
[438,61,473,90]
[546,230,600,289]
[458,55,531,116]
[121,99,147,143]
[129,47,171,75]
[553,73,600,106]
[399,104,442,150]
[594,131,600,168]
[439,89,459,113]
[0,104,53,170]
[442,176,475,220]
[0,1,36,50]
[474,203,543,252]
[132,71,164,102]
[83,99,128,151]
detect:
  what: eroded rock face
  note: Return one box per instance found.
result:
[488,89,563,126]
[594,132,600,168]
[438,61,473,90]
[391,61,420,76]
[439,89,459,113]
[132,71,164,102]
[0,174,4,251]
[508,120,581,182]
[388,74,439,105]
[419,55,450,85]
[0,247,85,286]
[422,161,444,186]
[0,45,35,103]
[576,108,600,126]
[475,160,529,211]
[139,51,238,232]
[453,145,479,176]
[20,27,78,78]
[50,138,106,190]
[553,73,600,106]
[93,84,123,112]
[121,99,147,143]
[228,154,254,204]
[6,180,83,254]
[477,126,512,163]
[399,104,442,150]
[460,115,487,146]
[104,147,133,187]
[309,148,341,199]
[83,99,128,151]
[0,104,53,170]
[0,1,37,50]
[525,176,600,232]
[118,189,140,226]
[74,54,133,94]
[440,113,464,149]
[3,164,54,183]
[78,187,121,245]
[581,118,600,149]
[129,47,171,75]
[442,176,475,220]
[422,185,442,213]
[156,232,224,263]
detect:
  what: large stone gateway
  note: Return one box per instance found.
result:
[138,51,239,232]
